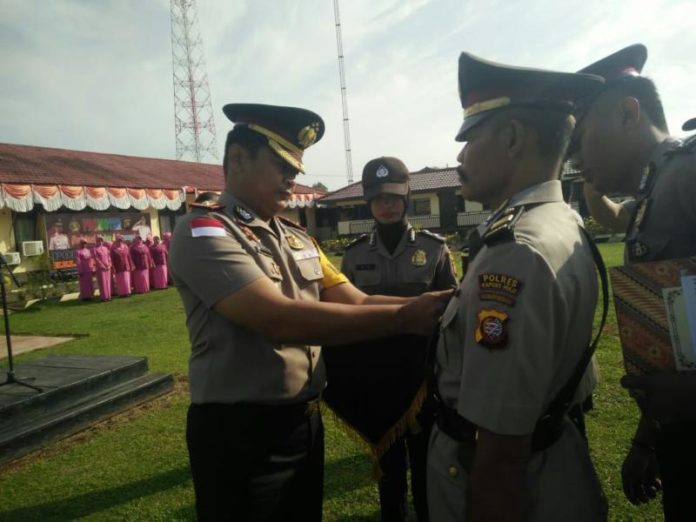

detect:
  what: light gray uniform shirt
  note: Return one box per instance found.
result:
[170,191,328,405]
[428,180,606,521]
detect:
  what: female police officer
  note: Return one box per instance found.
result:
[339,157,457,522]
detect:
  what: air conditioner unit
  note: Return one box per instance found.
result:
[22,241,45,257]
[3,252,21,265]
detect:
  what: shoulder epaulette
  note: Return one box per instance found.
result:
[418,229,446,243]
[278,216,306,231]
[189,201,225,211]
[482,206,525,246]
[346,234,369,249]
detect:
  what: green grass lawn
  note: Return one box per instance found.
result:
[0,242,662,520]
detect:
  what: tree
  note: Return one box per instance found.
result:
[311,182,329,193]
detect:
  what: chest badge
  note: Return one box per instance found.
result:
[411,249,427,267]
[234,206,254,223]
[286,233,305,250]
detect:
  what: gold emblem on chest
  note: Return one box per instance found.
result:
[286,233,305,250]
[411,249,427,266]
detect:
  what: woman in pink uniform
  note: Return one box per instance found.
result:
[110,235,134,297]
[149,236,169,290]
[129,235,153,294]
[92,236,112,301]
[75,239,95,301]
[162,232,173,286]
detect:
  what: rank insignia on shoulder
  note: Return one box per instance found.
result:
[412,249,427,266]
[346,234,369,249]
[189,201,225,211]
[482,206,524,246]
[286,233,305,250]
[418,229,446,243]
[475,308,509,349]
[234,206,254,223]
[190,217,227,238]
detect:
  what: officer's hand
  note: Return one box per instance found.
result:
[621,443,661,505]
[621,372,696,425]
[398,289,453,336]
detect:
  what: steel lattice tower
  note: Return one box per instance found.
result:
[170,0,218,162]
[333,0,354,183]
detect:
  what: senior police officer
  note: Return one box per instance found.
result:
[427,53,607,521]
[169,103,449,521]
[339,156,457,521]
[570,44,696,520]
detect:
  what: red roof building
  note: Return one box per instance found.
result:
[0,143,326,273]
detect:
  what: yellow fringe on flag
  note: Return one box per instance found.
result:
[322,380,429,481]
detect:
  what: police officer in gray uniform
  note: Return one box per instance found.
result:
[570,44,696,520]
[341,157,457,522]
[169,103,449,521]
[427,53,607,521]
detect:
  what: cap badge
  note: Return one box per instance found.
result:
[376,165,389,178]
[234,206,254,223]
[411,249,427,267]
[286,233,305,250]
[298,124,318,148]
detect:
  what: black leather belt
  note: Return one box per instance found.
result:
[434,398,564,453]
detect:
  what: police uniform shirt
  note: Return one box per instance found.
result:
[340,224,457,297]
[428,180,606,520]
[625,138,696,263]
[170,191,347,405]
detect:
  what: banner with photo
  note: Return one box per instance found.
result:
[45,212,152,270]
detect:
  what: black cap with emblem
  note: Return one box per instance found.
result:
[573,44,648,117]
[222,103,325,173]
[456,53,604,141]
[361,157,410,201]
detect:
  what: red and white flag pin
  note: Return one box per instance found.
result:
[191,217,226,238]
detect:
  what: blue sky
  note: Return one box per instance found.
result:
[1,0,695,190]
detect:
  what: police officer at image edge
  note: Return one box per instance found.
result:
[571,43,696,519]
[426,51,609,521]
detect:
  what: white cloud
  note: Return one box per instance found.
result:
[1,0,694,190]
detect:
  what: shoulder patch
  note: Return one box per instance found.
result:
[475,308,510,349]
[418,229,446,243]
[190,216,226,237]
[278,216,306,231]
[346,234,369,249]
[482,206,524,246]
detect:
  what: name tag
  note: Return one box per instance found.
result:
[292,248,319,261]
[356,264,376,271]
